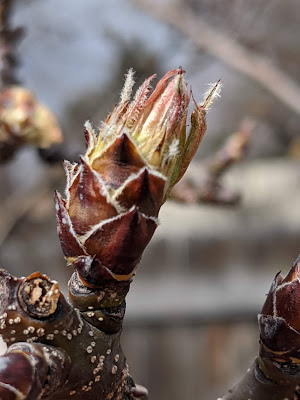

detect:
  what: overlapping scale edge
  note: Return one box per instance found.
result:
[261,272,283,316]
[174,101,207,185]
[282,254,300,283]
[113,167,166,217]
[71,256,120,288]
[91,133,148,189]
[82,206,157,276]
[67,156,118,234]
[125,74,156,132]
[272,257,300,333]
[258,314,300,356]
[63,160,80,209]
[143,69,180,110]
[84,121,96,158]
[54,191,87,259]
[275,279,300,332]
[259,256,300,360]
[89,71,136,163]
[259,276,298,355]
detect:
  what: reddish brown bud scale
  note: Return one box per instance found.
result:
[91,133,147,189]
[68,157,118,234]
[276,279,300,332]
[84,207,156,276]
[55,191,87,258]
[72,256,115,287]
[259,255,300,362]
[115,168,165,217]
[260,272,283,316]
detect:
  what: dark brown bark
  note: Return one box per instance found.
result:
[0,268,137,400]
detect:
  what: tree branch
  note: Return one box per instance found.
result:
[0,0,23,87]
[131,0,300,117]
[0,269,137,400]
[171,119,252,205]
[0,1,64,162]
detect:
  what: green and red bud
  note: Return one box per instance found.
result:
[56,68,220,288]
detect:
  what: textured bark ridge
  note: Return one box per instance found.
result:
[221,255,300,400]
[0,69,220,399]
[0,268,133,400]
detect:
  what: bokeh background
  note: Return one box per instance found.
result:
[1,1,300,399]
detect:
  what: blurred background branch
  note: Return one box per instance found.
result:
[0,0,23,87]
[171,119,253,205]
[131,0,300,117]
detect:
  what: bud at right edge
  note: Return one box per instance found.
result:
[259,254,300,364]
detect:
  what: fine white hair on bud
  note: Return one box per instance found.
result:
[84,120,94,133]
[201,80,222,111]
[167,138,180,160]
[84,120,96,155]
[56,68,216,287]
[120,68,135,104]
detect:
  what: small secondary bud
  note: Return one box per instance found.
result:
[0,86,62,162]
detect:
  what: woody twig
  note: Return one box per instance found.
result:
[171,119,252,205]
[132,0,300,117]
[0,0,64,163]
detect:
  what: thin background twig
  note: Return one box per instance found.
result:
[131,0,300,117]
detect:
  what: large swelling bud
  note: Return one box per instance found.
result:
[56,68,220,288]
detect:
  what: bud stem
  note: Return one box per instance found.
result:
[221,356,300,400]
